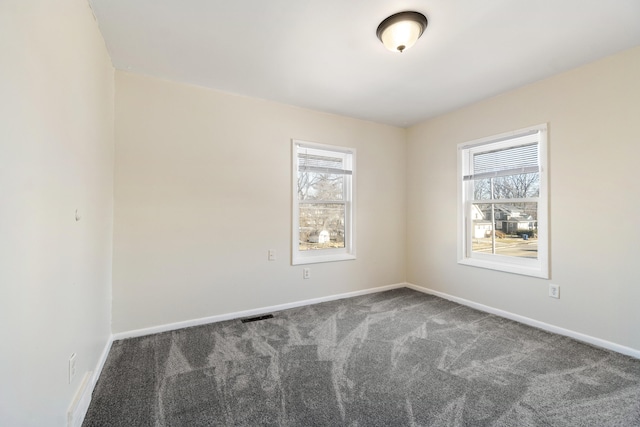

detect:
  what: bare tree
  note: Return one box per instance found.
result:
[493,173,539,199]
[473,173,539,200]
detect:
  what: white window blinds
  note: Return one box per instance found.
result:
[297,145,352,175]
[463,132,540,181]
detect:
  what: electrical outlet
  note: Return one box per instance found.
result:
[268,249,276,261]
[549,284,560,299]
[303,268,311,279]
[69,353,77,384]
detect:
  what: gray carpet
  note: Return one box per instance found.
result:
[83,288,640,426]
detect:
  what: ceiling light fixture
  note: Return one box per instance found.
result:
[376,11,428,53]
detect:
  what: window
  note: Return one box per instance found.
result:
[458,124,548,278]
[292,140,355,265]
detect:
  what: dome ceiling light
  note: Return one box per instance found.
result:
[376,11,428,53]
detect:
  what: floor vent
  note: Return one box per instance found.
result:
[241,314,274,323]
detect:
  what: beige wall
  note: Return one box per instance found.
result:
[112,72,406,332]
[0,1,114,426]
[1,6,637,421]
[407,46,640,351]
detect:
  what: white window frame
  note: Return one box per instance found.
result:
[457,124,549,278]
[292,140,356,265]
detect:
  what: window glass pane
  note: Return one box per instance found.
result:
[473,179,493,200]
[299,203,345,250]
[298,172,344,201]
[471,202,538,259]
[470,203,494,244]
[492,173,539,199]
[472,173,540,200]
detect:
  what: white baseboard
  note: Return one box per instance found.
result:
[67,334,113,427]
[113,283,406,340]
[406,283,640,359]
[67,371,92,427]
[91,335,113,388]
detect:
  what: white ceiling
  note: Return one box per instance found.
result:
[89,0,640,127]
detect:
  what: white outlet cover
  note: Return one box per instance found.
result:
[549,284,560,299]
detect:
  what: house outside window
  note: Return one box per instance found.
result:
[457,124,548,278]
[292,140,356,265]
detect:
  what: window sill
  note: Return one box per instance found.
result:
[458,257,548,279]
[292,252,356,265]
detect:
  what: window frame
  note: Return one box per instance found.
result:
[292,139,356,265]
[457,124,549,278]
